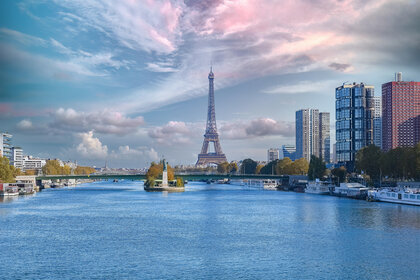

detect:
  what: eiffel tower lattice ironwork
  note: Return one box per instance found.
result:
[196,68,227,166]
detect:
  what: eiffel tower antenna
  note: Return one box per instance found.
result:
[196,67,227,166]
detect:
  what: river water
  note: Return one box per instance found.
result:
[1,181,419,280]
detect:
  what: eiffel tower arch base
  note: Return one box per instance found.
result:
[196,152,227,166]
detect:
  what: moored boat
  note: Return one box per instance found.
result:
[333,183,369,199]
[0,183,19,196]
[305,180,332,195]
[244,179,278,190]
[368,188,420,206]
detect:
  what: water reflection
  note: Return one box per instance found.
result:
[0,195,19,204]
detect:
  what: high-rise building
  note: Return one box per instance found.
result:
[319,112,330,163]
[296,109,330,162]
[296,109,312,162]
[336,82,374,171]
[310,109,320,159]
[0,133,13,162]
[382,73,420,151]
[332,143,337,164]
[12,147,23,170]
[373,96,382,149]
[267,148,280,162]
[282,145,296,161]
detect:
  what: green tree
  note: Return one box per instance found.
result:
[290,158,309,175]
[308,155,326,180]
[276,157,292,175]
[356,145,382,181]
[260,160,278,175]
[332,166,347,184]
[0,156,16,183]
[381,147,416,179]
[228,162,238,173]
[240,158,258,174]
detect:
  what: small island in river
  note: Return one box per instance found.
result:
[144,159,185,192]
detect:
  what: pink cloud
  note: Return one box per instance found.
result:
[0,102,49,117]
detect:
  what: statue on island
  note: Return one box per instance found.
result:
[162,159,168,187]
[144,159,185,192]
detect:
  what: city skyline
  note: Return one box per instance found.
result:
[1,0,420,168]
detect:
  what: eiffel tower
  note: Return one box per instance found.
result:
[196,67,227,166]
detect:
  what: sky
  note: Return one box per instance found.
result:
[0,0,419,168]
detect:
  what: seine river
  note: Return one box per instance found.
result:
[1,181,419,279]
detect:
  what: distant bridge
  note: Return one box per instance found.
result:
[36,174,289,182]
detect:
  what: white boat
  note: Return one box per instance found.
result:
[369,188,420,206]
[0,184,19,196]
[245,179,278,190]
[333,183,369,199]
[305,180,332,195]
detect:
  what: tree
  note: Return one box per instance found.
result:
[356,145,382,181]
[0,156,16,183]
[42,160,62,175]
[146,161,174,180]
[381,147,416,179]
[290,158,309,175]
[42,160,86,175]
[24,169,37,175]
[228,162,238,174]
[332,166,347,184]
[240,158,258,174]
[308,155,326,180]
[74,166,96,175]
[255,164,264,174]
[176,177,184,187]
[217,162,229,173]
[276,157,292,174]
[259,160,278,175]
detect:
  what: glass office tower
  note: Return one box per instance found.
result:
[336,83,374,171]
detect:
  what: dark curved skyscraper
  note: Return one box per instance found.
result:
[196,68,227,166]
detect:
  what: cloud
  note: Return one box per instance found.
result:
[76,131,108,158]
[50,38,134,70]
[148,121,201,145]
[220,118,294,139]
[0,28,47,46]
[0,43,101,80]
[9,0,418,115]
[17,119,33,129]
[53,0,184,54]
[145,148,159,162]
[146,62,178,73]
[0,29,134,81]
[262,80,338,95]
[112,145,159,161]
[329,63,352,72]
[50,108,145,135]
[114,0,380,113]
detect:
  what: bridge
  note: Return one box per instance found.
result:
[35,173,289,182]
